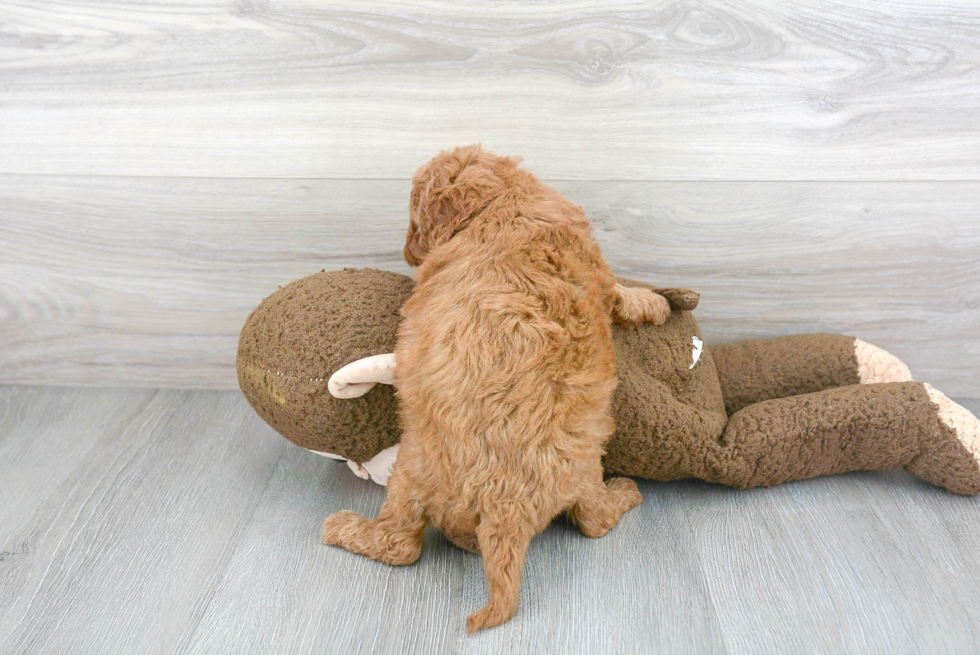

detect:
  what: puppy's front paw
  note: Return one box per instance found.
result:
[321,509,365,546]
[614,285,671,326]
[641,291,671,325]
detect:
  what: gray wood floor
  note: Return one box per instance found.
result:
[2,385,980,654]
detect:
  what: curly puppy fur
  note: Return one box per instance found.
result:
[322,145,663,633]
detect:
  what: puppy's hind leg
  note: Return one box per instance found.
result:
[568,465,642,538]
[321,465,426,566]
[466,513,535,634]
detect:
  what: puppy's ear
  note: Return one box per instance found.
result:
[405,146,520,266]
[427,146,485,224]
[404,209,426,267]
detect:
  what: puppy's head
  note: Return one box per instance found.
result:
[404,144,522,266]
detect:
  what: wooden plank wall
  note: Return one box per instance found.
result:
[1,1,978,395]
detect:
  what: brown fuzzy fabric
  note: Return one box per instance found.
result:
[647,286,701,312]
[603,277,728,480]
[711,334,861,416]
[715,382,930,488]
[238,268,980,495]
[237,268,411,463]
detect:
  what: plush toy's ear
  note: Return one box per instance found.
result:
[654,287,700,311]
[328,353,397,399]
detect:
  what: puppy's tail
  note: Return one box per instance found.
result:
[466,514,535,634]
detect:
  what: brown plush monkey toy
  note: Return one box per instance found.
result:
[238,267,980,495]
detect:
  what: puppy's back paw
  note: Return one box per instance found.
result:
[321,510,365,545]
[607,476,643,511]
[570,476,643,538]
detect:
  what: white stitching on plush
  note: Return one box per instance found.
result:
[263,368,325,382]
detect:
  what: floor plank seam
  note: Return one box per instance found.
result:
[0,390,160,551]
[0,390,166,653]
[174,439,289,655]
[673,487,734,655]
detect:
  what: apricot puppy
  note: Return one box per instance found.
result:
[322,145,666,633]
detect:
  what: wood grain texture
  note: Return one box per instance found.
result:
[0,386,286,654]
[680,470,980,654]
[0,386,157,547]
[2,175,977,396]
[185,447,727,655]
[0,1,978,179]
[2,387,980,653]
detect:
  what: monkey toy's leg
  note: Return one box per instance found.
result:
[710,334,912,415]
[707,382,980,495]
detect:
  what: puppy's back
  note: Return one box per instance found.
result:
[395,213,618,496]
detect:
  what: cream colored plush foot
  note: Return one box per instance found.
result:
[908,384,980,495]
[925,384,980,462]
[855,339,913,384]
